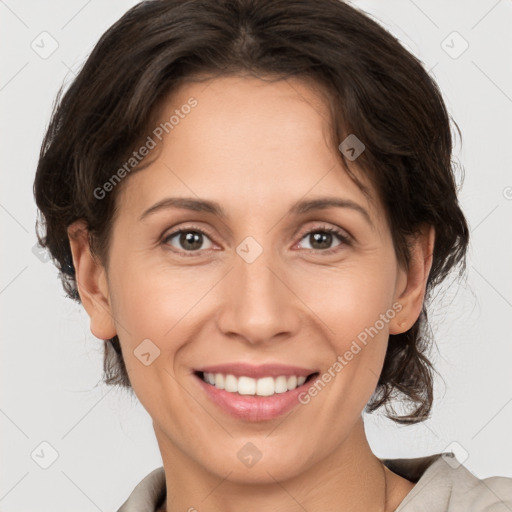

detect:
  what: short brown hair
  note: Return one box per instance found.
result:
[33,0,469,424]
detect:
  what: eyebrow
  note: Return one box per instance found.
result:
[139,196,373,226]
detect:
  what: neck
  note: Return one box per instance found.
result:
[154,416,393,512]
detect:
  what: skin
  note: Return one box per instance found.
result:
[68,75,434,512]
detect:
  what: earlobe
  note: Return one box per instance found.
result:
[389,225,435,335]
[67,220,117,340]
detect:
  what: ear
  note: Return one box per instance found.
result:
[389,224,435,335]
[67,220,117,340]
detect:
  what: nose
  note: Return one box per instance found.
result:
[215,241,300,346]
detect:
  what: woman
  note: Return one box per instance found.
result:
[33,0,512,510]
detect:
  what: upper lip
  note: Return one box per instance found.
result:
[194,363,318,379]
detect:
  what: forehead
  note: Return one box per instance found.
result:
[118,74,381,223]
[162,74,336,155]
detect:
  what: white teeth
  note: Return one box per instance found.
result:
[256,377,274,396]
[238,376,256,395]
[214,373,225,390]
[201,372,310,396]
[287,375,297,390]
[274,376,288,393]
[224,374,238,392]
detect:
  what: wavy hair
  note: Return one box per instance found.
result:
[34,0,469,424]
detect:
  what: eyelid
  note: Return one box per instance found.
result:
[293,223,352,254]
[296,223,352,243]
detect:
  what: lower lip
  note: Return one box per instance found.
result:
[194,373,318,422]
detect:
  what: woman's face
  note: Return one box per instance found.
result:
[73,75,428,483]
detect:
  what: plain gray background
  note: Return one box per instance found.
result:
[1,0,511,510]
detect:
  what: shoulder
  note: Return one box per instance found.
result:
[115,455,512,512]
[116,467,166,512]
[383,452,512,512]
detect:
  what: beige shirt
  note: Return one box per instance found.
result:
[117,452,512,511]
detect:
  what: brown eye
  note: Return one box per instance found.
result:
[310,231,334,250]
[296,226,350,253]
[163,229,214,252]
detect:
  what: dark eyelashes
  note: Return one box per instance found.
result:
[162,224,352,256]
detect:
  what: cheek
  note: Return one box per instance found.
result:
[107,258,223,391]
[108,259,204,341]
[298,255,398,337]
[107,263,198,418]
[301,258,398,399]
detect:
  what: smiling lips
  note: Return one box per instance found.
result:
[194,363,319,421]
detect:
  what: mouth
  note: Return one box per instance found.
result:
[194,370,319,397]
[192,364,320,422]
